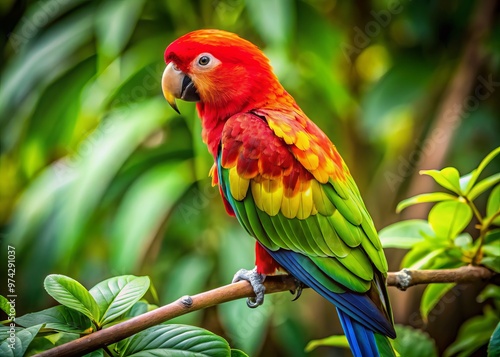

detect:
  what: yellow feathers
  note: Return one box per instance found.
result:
[251,179,282,216]
[229,167,250,200]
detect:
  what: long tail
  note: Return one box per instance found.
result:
[337,309,396,357]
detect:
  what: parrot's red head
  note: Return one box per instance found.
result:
[162,29,282,121]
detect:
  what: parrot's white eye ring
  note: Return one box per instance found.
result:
[194,53,220,70]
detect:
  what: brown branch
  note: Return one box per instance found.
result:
[34,266,495,357]
[386,266,496,290]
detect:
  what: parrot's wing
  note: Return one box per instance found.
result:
[216,111,395,338]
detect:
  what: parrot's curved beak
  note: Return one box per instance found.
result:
[162,62,200,114]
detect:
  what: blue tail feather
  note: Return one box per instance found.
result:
[337,308,379,357]
[267,248,397,356]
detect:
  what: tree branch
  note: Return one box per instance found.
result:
[33,266,496,357]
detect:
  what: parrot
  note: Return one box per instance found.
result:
[161,29,396,357]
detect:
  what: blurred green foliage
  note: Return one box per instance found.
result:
[1,0,499,356]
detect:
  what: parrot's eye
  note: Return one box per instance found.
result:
[198,56,210,66]
[194,53,220,70]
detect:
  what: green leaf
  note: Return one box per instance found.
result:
[89,275,150,326]
[401,243,445,270]
[481,257,500,273]
[428,201,472,240]
[489,322,500,357]
[0,324,42,357]
[44,275,100,322]
[478,284,500,303]
[305,335,349,352]
[454,233,473,249]
[464,146,500,195]
[469,173,500,201]
[486,185,500,225]
[231,349,250,357]
[25,332,79,355]
[379,220,433,249]
[421,283,456,323]
[444,306,499,357]
[121,324,231,356]
[393,324,438,357]
[396,193,457,213]
[0,296,12,316]
[15,305,92,333]
[421,167,462,194]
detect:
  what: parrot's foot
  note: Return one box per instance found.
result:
[290,278,307,301]
[232,267,265,308]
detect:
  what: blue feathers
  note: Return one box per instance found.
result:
[338,309,379,357]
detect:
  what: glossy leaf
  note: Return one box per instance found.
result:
[24,332,80,355]
[444,306,499,357]
[305,335,349,352]
[0,324,42,357]
[15,306,92,333]
[469,173,500,201]
[489,322,500,357]
[420,167,462,194]
[396,193,457,213]
[89,275,150,326]
[486,185,500,225]
[428,201,472,240]
[379,219,433,249]
[464,146,500,195]
[0,296,11,316]
[421,283,456,323]
[44,275,100,322]
[401,243,445,270]
[122,324,231,356]
[231,350,250,357]
[393,324,438,357]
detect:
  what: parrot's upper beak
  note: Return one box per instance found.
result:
[162,62,200,114]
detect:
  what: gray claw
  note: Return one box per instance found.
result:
[232,267,265,308]
[290,278,307,301]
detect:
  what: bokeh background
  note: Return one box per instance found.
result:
[1,0,499,356]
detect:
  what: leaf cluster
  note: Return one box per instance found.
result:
[0,275,246,356]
